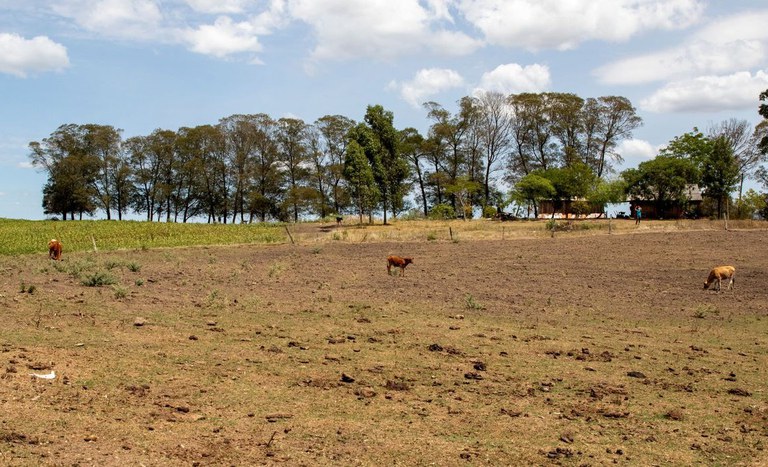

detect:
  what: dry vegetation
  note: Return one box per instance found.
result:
[1,219,768,465]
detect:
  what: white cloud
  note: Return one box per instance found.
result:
[595,10,768,85]
[455,0,703,51]
[185,0,249,14]
[640,70,768,113]
[475,63,550,94]
[615,138,662,172]
[181,16,263,58]
[0,33,69,77]
[391,68,465,107]
[287,0,481,62]
[52,0,164,40]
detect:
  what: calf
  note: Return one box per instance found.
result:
[387,255,413,277]
[48,239,63,261]
[703,265,735,291]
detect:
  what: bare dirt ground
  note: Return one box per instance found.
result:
[2,226,768,465]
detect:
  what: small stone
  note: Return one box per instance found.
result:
[133,317,146,327]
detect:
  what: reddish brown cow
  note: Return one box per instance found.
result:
[387,255,413,277]
[48,239,63,261]
[703,265,735,291]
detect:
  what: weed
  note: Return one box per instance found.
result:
[81,271,117,287]
[127,262,141,272]
[113,285,128,299]
[135,279,144,287]
[19,282,36,294]
[311,247,322,254]
[465,294,484,310]
[104,260,122,270]
[427,231,438,241]
[694,304,718,318]
[268,262,285,278]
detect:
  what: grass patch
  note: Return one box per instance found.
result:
[81,271,117,287]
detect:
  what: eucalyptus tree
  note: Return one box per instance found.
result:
[219,114,262,223]
[583,96,642,178]
[29,124,100,220]
[547,93,585,167]
[81,124,123,220]
[247,114,283,222]
[125,129,177,221]
[399,127,428,216]
[349,105,409,224]
[315,115,355,216]
[276,117,310,223]
[175,125,226,222]
[475,91,512,206]
[343,140,378,224]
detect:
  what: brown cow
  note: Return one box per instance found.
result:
[48,239,63,261]
[703,265,735,291]
[387,255,413,277]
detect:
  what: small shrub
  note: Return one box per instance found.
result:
[311,247,322,254]
[465,294,484,310]
[127,262,142,272]
[104,260,122,270]
[81,271,117,287]
[427,231,438,242]
[482,205,497,218]
[135,279,145,287]
[429,203,455,220]
[113,285,128,299]
[19,282,36,294]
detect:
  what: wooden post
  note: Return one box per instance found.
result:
[284,226,295,245]
[502,227,505,240]
[449,227,453,241]
[608,218,612,234]
[91,235,98,252]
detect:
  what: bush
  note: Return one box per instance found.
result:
[429,203,455,220]
[81,271,117,287]
[482,205,497,218]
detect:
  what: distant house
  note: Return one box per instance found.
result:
[630,185,703,219]
[537,199,605,219]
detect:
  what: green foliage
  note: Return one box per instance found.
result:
[621,156,699,205]
[428,203,455,220]
[81,271,117,287]
[739,189,768,219]
[113,285,128,299]
[701,137,740,218]
[658,128,713,169]
[465,294,484,310]
[19,282,36,294]
[482,205,497,218]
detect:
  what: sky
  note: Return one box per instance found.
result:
[1,0,767,220]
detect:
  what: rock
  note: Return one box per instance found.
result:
[340,373,355,383]
[627,371,646,378]
[133,317,146,327]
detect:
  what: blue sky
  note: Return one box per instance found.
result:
[1,0,767,220]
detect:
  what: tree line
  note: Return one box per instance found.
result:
[29,90,768,222]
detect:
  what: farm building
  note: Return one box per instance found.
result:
[629,185,703,219]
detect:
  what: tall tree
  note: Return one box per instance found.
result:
[475,91,511,206]
[584,96,642,178]
[82,124,123,220]
[219,114,261,223]
[760,89,768,152]
[701,137,740,219]
[315,115,355,216]
[343,140,378,224]
[399,127,428,217]
[29,124,99,220]
[248,114,283,222]
[276,117,310,223]
[707,118,768,214]
[350,105,409,224]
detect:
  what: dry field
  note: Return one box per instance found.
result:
[1,221,768,465]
